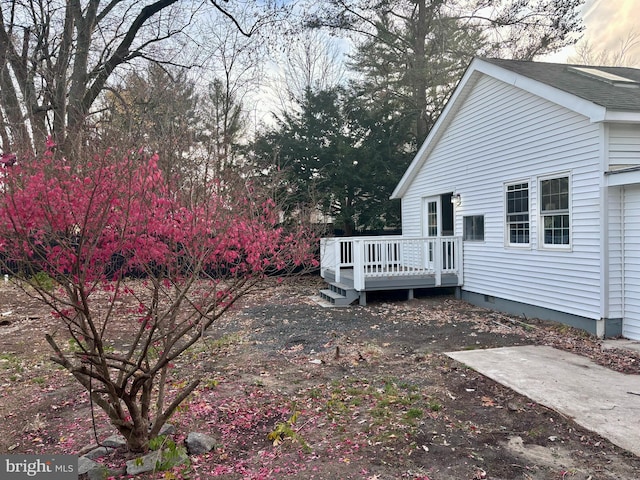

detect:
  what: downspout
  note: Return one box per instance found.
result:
[598,123,609,338]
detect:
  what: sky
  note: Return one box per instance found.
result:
[546,0,640,65]
[249,0,640,127]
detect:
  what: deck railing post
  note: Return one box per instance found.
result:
[334,240,341,283]
[456,237,464,285]
[381,240,387,273]
[320,238,327,277]
[353,239,364,291]
[435,238,442,286]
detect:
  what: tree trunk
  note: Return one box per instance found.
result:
[51,0,77,151]
[413,0,428,142]
[118,419,151,453]
[0,65,31,151]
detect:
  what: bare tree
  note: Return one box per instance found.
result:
[569,29,640,67]
[100,63,201,184]
[0,0,292,157]
[193,4,265,177]
[268,30,348,115]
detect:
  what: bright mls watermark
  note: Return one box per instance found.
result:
[0,455,77,479]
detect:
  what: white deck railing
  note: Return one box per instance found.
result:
[320,235,463,291]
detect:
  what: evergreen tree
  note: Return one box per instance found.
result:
[251,87,412,234]
[348,4,485,142]
[199,78,247,177]
[306,0,584,142]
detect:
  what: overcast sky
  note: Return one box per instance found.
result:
[547,0,640,65]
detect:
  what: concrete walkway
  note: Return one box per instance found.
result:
[445,345,640,457]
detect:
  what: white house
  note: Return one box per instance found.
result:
[320,57,640,340]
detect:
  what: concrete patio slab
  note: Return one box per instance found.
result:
[446,345,640,457]
[602,338,640,355]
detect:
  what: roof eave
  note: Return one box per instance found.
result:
[390,57,626,200]
[600,110,640,123]
[477,60,608,122]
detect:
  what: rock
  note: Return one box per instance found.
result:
[185,432,218,455]
[83,446,117,460]
[161,446,190,470]
[126,450,162,475]
[507,401,523,412]
[152,422,176,436]
[78,456,110,480]
[78,457,99,475]
[159,423,176,436]
[86,467,111,480]
[126,447,189,475]
[101,434,127,448]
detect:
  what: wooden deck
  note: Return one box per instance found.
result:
[319,236,463,305]
[322,268,461,291]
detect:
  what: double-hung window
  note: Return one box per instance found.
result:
[505,182,529,246]
[540,175,570,248]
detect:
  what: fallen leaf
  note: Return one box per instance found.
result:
[481,396,495,407]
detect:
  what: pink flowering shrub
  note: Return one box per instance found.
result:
[0,143,317,452]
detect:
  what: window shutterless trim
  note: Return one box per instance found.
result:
[538,173,571,250]
[505,181,530,247]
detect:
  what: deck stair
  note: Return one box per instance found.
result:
[319,282,360,306]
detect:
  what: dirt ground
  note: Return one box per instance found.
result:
[1,276,640,479]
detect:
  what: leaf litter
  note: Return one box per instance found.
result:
[1,277,640,479]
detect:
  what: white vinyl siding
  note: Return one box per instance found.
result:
[400,75,602,320]
[609,124,640,169]
[607,187,623,319]
[623,185,640,340]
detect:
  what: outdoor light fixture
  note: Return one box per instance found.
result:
[451,193,461,206]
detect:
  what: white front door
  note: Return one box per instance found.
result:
[623,185,640,340]
[423,197,440,269]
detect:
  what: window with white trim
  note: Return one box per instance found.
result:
[505,182,529,245]
[540,175,570,247]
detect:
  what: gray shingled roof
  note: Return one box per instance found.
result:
[482,57,640,112]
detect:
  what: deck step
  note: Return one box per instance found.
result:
[319,284,360,306]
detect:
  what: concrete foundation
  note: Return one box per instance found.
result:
[460,289,623,338]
